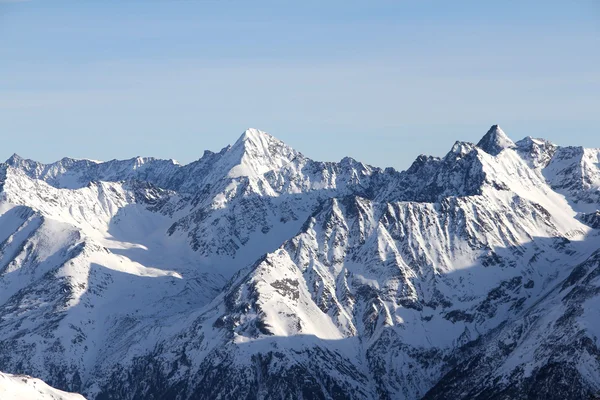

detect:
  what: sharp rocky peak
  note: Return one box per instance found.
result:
[231,128,289,156]
[225,128,302,178]
[0,124,599,400]
[236,128,274,144]
[477,124,516,156]
[450,141,476,154]
[6,153,23,164]
[5,153,39,168]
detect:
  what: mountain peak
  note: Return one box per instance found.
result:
[477,124,515,156]
[232,128,282,152]
[238,128,273,143]
[6,153,24,165]
[448,141,476,157]
[231,128,280,155]
[226,129,302,178]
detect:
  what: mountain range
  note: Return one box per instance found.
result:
[0,125,599,399]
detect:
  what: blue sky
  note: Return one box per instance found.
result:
[1,0,598,170]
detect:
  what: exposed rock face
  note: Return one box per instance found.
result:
[0,126,599,399]
[477,124,516,156]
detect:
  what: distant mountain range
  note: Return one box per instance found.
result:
[0,125,599,399]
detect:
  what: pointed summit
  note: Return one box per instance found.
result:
[231,128,280,158]
[226,128,302,178]
[236,128,275,144]
[477,125,515,156]
[5,153,24,165]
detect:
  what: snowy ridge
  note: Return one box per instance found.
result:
[0,125,599,399]
[0,371,85,399]
[476,124,516,156]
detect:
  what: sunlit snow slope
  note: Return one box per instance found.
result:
[0,125,599,399]
[0,371,85,400]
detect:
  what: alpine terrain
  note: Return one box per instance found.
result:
[0,125,599,399]
[0,372,85,400]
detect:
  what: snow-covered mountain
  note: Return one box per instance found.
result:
[0,371,85,400]
[0,126,599,399]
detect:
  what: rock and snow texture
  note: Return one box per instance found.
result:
[476,124,516,155]
[0,371,85,400]
[0,126,599,399]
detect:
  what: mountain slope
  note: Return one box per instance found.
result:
[0,126,598,399]
[0,371,85,400]
[424,246,600,400]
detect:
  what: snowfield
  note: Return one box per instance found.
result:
[0,371,85,400]
[0,125,598,399]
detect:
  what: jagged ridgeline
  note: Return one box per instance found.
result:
[0,126,599,399]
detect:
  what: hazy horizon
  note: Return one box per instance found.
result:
[1,0,598,170]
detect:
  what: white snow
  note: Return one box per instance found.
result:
[0,372,85,400]
[0,125,598,399]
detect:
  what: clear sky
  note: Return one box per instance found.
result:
[1,0,598,170]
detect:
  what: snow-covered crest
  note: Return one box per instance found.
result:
[0,125,599,399]
[0,371,85,399]
[477,124,516,155]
